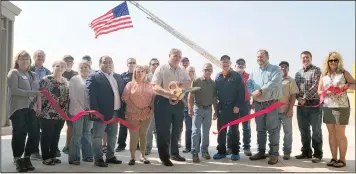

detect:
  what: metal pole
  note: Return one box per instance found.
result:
[0,1,4,128]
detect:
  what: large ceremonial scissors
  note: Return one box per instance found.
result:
[168,82,201,105]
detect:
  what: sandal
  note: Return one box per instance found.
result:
[128,159,135,165]
[101,145,107,153]
[327,159,337,166]
[140,157,150,164]
[69,161,80,165]
[43,159,55,165]
[333,160,346,168]
[82,157,94,162]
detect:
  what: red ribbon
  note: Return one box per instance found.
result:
[40,89,139,130]
[212,85,348,135]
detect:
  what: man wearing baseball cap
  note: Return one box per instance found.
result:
[62,55,78,155]
[226,58,252,156]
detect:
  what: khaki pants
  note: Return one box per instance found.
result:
[128,118,152,154]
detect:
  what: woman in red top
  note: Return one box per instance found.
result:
[122,65,155,165]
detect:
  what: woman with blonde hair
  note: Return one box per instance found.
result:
[7,51,40,172]
[33,60,70,165]
[68,61,94,165]
[317,51,355,168]
[121,65,155,165]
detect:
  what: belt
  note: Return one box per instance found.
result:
[219,101,233,105]
[196,104,212,109]
[254,99,277,105]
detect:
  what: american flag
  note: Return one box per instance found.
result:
[89,1,133,38]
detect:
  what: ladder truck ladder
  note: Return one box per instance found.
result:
[127,1,222,68]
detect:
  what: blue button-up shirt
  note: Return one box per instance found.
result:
[35,67,48,80]
[121,71,133,87]
[246,63,283,102]
[215,71,245,108]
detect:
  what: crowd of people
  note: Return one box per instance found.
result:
[6,48,355,172]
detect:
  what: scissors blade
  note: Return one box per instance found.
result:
[183,87,201,93]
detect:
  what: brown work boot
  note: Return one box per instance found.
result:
[192,154,200,163]
[202,152,211,160]
[283,153,291,160]
[268,155,279,165]
[249,152,267,160]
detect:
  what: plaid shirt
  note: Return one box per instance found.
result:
[295,64,321,100]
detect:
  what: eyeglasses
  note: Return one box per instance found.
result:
[237,63,245,66]
[128,62,136,65]
[328,59,339,63]
[203,69,212,72]
[151,63,159,66]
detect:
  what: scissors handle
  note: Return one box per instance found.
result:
[168,82,184,105]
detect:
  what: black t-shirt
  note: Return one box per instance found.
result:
[62,70,78,81]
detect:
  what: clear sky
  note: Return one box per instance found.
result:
[12,1,355,78]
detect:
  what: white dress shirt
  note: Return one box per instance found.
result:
[102,71,121,110]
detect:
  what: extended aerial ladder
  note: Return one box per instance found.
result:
[127,1,222,68]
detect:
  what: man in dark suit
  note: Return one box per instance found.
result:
[86,56,124,167]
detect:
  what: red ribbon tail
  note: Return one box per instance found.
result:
[40,89,139,130]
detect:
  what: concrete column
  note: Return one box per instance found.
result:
[1,17,9,127]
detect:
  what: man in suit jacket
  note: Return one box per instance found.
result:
[86,56,125,167]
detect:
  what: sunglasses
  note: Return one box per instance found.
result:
[237,63,245,66]
[151,63,159,66]
[328,59,339,63]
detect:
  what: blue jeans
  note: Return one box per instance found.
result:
[92,116,118,160]
[184,110,192,150]
[296,106,323,156]
[254,100,281,156]
[279,113,292,154]
[146,115,157,151]
[68,115,93,162]
[191,105,212,155]
[227,101,251,150]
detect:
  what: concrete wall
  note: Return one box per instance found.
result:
[1,2,21,127]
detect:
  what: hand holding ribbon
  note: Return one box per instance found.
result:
[212,85,348,135]
[39,89,139,130]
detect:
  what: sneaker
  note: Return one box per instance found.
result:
[182,149,191,153]
[56,149,61,157]
[23,157,35,171]
[244,149,252,156]
[202,152,211,160]
[295,152,312,159]
[213,153,226,160]
[231,154,240,161]
[15,158,27,172]
[62,146,69,154]
[31,153,42,161]
[268,155,279,165]
[192,154,200,163]
[311,156,322,163]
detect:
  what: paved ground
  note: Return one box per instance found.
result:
[1,94,355,172]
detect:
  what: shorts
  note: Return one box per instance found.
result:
[323,107,350,125]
